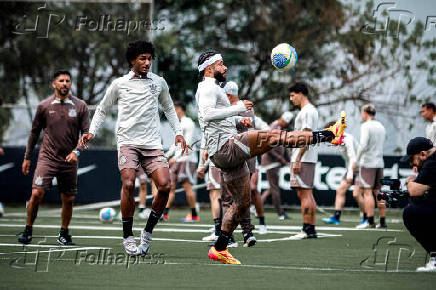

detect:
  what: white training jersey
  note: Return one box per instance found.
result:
[339,133,357,179]
[426,116,436,144]
[356,119,385,168]
[291,103,319,163]
[195,77,247,157]
[89,71,182,150]
[165,116,198,163]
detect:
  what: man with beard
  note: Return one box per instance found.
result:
[79,41,188,256]
[18,70,90,245]
[195,51,347,264]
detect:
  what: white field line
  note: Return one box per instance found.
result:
[164,262,419,273]
[0,221,402,233]
[0,231,340,243]
[0,246,111,255]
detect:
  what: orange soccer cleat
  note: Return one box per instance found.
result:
[208,246,241,264]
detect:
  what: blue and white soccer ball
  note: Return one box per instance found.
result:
[99,207,117,223]
[0,202,4,217]
[271,43,298,71]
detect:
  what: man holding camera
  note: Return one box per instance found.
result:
[401,137,436,272]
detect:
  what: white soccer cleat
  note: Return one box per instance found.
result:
[202,232,218,242]
[416,257,436,272]
[123,236,138,256]
[137,230,152,256]
[138,208,151,219]
[258,225,268,235]
[356,220,375,229]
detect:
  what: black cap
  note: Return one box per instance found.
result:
[400,137,433,163]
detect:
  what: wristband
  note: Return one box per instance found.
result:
[73,150,80,157]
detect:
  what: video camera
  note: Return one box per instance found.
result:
[377,179,409,208]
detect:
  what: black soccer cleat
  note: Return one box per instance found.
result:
[57,233,75,246]
[18,232,32,244]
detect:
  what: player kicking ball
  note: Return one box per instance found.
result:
[195,51,347,264]
[80,41,188,256]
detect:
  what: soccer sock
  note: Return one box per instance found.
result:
[312,130,335,143]
[144,211,161,234]
[122,217,134,238]
[60,228,68,236]
[214,218,222,236]
[25,225,32,235]
[363,213,368,220]
[368,216,374,225]
[191,208,197,217]
[380,217,386,225]
[163,208,169,215]
[334,210,341,221]
[258,216,265,225]
[215,231,231,251]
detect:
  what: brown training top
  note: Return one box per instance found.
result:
[24,95,90,164]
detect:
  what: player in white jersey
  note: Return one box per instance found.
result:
[288,82,320,240]
[421,103,436,144]
[164,102,199,222]
[322,121,364,225]
[195,51,347,264]
[354,104,386,229]
[79,41,188,256]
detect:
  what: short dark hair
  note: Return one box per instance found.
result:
[53,70,71,81]
[126,41,155,67]
[422,102,436,112]
[174,101,186,112]
[197,50,218,81]
[289,82,308,96]
[362,104,376,116]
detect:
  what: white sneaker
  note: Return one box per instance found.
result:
[417,257,436,272]
[356,220,375,229]
[227,237,238,248]
[137,230,152,255]
[208,226,215,233]
[202,232,218,242]
[138,208,151,219]
[289,231,308,240]
[123,236,138,256]
[258,225,268,235]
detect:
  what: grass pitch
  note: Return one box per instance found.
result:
[0,206,435,290]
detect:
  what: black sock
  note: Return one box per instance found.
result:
[25,225,33,235]
[122,217,134,238]
[138,207,145,213]
[191,208,197,217]
[144,211,161,234]
[368,216,374,225]
[258,216,265,225]
[215,231,231,251]
[303,224,315,234]
[163,208,169,215]
[380,217,386,225]
[60,228,68,236]
[214,218,222,236]
[334,210,341,221]
[363,213,368,220]
[312,130,335,143]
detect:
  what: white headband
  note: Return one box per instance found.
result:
[198,54,222,72]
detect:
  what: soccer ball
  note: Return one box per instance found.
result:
[271,43,298,71]
[0,202,4,217]
[99,207,116,223]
